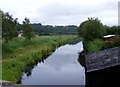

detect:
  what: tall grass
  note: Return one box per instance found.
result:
[3,35,76,54]
[85,36,120,53]
[86,39,104,53]
[2,35,78,83]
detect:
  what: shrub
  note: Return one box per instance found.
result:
[78,18,106,41]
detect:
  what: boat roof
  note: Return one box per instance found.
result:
[103,35,115,38]
[85,46,120,72]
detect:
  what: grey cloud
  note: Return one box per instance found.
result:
[33,0,118,26]
[1,0,118,26]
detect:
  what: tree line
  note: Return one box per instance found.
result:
[31,24,78,35]
[1,10,78,43]
[1,10,120,45]
[18,23,78,36]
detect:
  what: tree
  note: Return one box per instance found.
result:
[78,18,106,41]
[2,11,18,43]
[22,18,34,40]
[118,26,120,35]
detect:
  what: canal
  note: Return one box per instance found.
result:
[21,41,85,85]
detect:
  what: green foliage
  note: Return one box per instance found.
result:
[2,35,77,54]
[2,37,25,54]
[85,35,120,53]
[114,36,120,46]
[31,24,78,35]
[105,26,120,35]
[2,35,78,83]
[118,26,120,35]
[78,18,106,41]
[22,18,34,40]
[86,39,104,53]
[2,11,18,43]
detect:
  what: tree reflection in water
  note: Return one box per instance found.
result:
[24,57,46,77]
[77,50,86,67]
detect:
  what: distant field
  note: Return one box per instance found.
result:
[2,35,78,83]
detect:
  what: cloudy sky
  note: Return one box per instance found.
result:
[0,0,119,26]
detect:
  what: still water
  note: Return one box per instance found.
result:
[21,41,85,85]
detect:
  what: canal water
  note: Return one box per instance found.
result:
[21,41,85,85]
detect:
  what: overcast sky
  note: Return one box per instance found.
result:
[0,0,119,26]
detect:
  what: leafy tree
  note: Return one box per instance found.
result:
[78,18,106,41]
[105,26,118,35]
[104,25,120,36]
[2,11,18,43]
[22,18,34,39]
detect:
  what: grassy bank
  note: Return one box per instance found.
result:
[2,35,78,83]
[84,35,120,53]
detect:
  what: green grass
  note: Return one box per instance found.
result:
[84,35,120,53]
[0,63,2,80]
[85,39,104,53]
[2,35,78,83]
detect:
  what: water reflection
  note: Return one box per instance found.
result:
[21,41,85,85]
[24,56,48,77]
[77,50,86,67]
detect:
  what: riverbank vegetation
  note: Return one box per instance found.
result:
[2,35,78,83]
[1,10,80,83]
[1,9,119,83]
[78,18,120,53]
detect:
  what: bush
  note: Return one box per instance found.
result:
[78,18,106,41]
